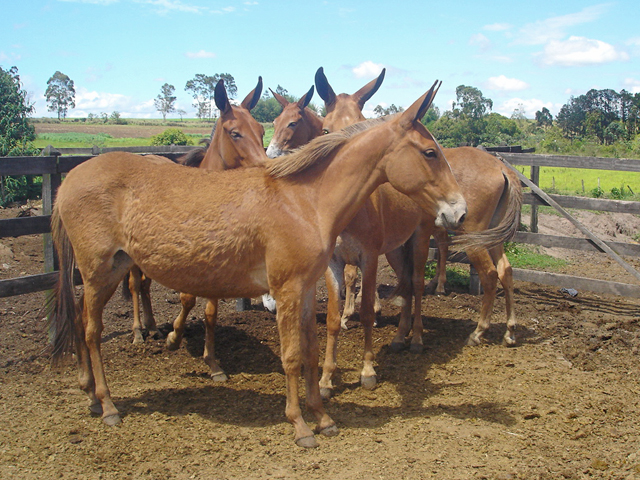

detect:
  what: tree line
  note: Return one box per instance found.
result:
[2,65,640,160]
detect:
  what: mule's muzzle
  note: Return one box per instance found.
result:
[435,197,467,230]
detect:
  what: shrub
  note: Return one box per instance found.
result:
[150,128,192,146]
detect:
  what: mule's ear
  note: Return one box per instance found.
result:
[241,76,263,111]
[399,80,441,128]
[270,87,289,108]
[354,68,385,110]
[215,79,231,115]
[315,67,336,109]
[297,85,314,110]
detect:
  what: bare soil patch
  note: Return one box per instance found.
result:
[1,204,640,479]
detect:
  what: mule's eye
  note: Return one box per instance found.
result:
[288,122,297,128]
[322,128,330,135]
[423,149,437,159]
[230,131,242,139]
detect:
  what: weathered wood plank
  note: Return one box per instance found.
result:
[523,193,640,214]
[513,232,640,257]
[0,157,58,175]
[512,268,640,299]
[500,153,640,172]
[0,216,51,238]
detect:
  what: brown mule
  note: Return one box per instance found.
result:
[126,78,267,354]
[48,82,466,448]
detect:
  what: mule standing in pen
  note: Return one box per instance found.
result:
[389,147,523,351]
[48,81,466,448]
[314,69,521,399]
[127,78,267,361]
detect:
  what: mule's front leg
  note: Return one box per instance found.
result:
[340,264,358,327]
[202,299,227,381]
[128,267,145,344]
[277,286,336,448]
[166,293,196,350]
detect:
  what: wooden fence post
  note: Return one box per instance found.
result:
[530,165,539,233]
[42,145,62,273]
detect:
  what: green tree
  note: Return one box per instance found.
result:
[185,73,236,121]
[373,104,404,117]
[154,83,176,121]
[535,107,553,128]
[45,71,75,120]
[452,85,493,119]
[0,66,36,156]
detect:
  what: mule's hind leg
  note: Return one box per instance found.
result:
[493,246,517,346]
[166,293,197,350]
[72,293,101,415]
[80,251,133,425]
[128,266,145,344]
[202,299,227,381]
[341,264,358,326]
[139,274,159,339]
[358,256,380,389]
[426,228,449,294]
[320,260,345,399]
[465,249,499,346]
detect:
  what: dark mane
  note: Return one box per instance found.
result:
[266,117,387,178]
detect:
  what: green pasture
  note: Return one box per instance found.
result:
[513,165,640,199]
[34,127,275,149]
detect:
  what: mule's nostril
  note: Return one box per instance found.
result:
[458,213,466,225]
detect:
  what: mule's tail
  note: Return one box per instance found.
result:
[45,206,81,363]
[452,161,523,252]
[177,138,210,168]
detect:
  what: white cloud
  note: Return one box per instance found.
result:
[496,98,557,118]
[469,33,491,52]
[540,36,629,66]
[623,78,640,94]
[133,0,205,14]
[352,61,385,79]
[57,0,119,4]
[516,4,610,45]
[485,75,529,91]
[484,23,511,32]
[185,49,216,59]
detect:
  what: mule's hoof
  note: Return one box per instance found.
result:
[466,335,482,347]
[409,343,424,354]
[295,435,319,448]
[132,331,144,344]
[389,341,405,353]
[150,329,163,340]
[211,372,228,382]
[89,402,103,415]
[102,413,121,426]
[320,387,333,400]
[503,336,517,347]
[360,375,377,390]
[165,334,180,351]
[317,424,339,437]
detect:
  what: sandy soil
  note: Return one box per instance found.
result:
[1,203,640,480]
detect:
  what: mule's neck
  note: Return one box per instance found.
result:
[303,108,324,140]
[200,119,226,172]
[303,123,394,244]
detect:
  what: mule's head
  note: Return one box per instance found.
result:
[205,76,268,171]
[383,81,467,229]
[315,66,385,133]
[266,85,322,158]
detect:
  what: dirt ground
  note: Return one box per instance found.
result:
[1,203,640,480]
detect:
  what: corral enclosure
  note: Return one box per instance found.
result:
[2,145,640,478]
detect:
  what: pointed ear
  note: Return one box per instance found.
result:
[315,67,336,108]
[355,68,386,110]
[214,79,231,115]
[241,76,263,111]
[399,80,441,128]
[270,87,289,108]
[297,85,314,110]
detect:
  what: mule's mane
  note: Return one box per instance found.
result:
[267,117,388,178]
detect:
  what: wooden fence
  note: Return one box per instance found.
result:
[1,146,640,300]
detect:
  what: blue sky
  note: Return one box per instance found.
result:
[2,0,639,119]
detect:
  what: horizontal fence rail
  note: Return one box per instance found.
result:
[0,147,639,299]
